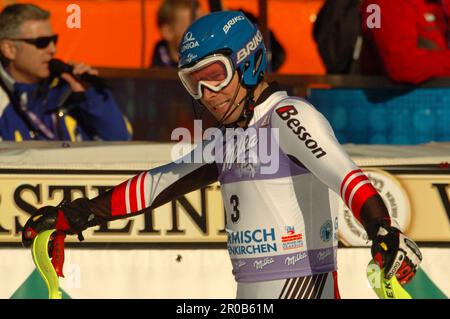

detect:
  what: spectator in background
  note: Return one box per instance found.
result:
[361,0,450,84]
[0,3,131,141]
[313,0,363,74]
[151,0,202,68]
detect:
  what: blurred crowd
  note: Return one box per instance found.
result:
[315,0,450,84]
[0,0,449,142]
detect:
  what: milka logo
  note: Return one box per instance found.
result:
[284,252,307,266]
[180,32,199,53]
[233,260,247,269]
[184,53,198,64]
[235,162,258,178]
[253,257,274,270]
[317,250,332,261]
[223,15,245,34]
[237,30,263,64]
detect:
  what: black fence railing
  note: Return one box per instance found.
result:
[98,68,450,142]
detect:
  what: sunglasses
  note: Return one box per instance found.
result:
[9,35,58,49]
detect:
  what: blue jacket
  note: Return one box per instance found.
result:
[0,66,131,141]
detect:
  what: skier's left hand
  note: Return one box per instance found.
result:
[371,225,422,285]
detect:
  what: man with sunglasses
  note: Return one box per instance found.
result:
[0,3,131,141]
[21,11,422,298]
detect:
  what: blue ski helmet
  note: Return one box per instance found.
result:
[178,10,267,88]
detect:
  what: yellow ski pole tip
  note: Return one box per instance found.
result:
[31,229,62,299]
[366,259,411,299]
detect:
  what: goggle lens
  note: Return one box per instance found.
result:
[179,55,234,99]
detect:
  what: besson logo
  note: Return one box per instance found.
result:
[275,105,327,159]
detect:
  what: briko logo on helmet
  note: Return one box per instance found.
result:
[237,30,263,64]
[223,15,245,34]
[178,10,268,89]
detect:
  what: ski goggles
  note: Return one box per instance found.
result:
[178,54,234,99]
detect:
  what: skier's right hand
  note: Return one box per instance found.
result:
[22,205,71,248]
[21,198,98,248]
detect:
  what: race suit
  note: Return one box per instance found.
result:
[82,82,389,298]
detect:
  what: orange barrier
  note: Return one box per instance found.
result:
[0,0,325,74]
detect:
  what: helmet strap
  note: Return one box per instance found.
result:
[192,61,257,129]
[233,89,255,129]
[190,96,209,122]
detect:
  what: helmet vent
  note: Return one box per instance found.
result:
[253,49,263,76]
